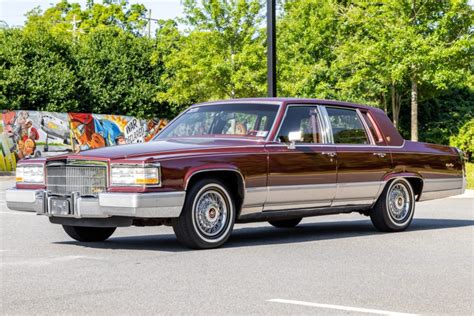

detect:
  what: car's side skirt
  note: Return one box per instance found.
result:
[237,205,372,223]
[240,182,382,217]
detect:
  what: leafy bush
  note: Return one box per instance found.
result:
[417,89,474,145]
[450,119,474,162]
[466,163,474,189]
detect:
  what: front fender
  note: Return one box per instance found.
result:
[183,164,244,190]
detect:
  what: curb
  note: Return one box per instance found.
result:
[450,189,474,199]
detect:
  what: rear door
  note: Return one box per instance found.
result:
[323,106,392,206]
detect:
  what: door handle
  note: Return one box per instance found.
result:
[373,152,387,158]
[322,152,337,157]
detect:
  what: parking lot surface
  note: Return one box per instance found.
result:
[1,177,473,315]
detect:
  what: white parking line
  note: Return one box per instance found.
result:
[268,299,418,316]
[1,255,105,267]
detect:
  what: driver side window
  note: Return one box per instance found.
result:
[277,106,322,143]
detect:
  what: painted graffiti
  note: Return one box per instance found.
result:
[124,118,145,143]
[0,110,167,171]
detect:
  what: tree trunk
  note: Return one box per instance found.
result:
[229,47,236,98]
[410,1,419,141]
[391,84,400,128]
[381,93,387,114]
[411,78,418,141]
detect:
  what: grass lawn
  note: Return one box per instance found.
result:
[467,162,473,189]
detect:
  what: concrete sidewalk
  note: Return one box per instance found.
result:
[450,189,474,199]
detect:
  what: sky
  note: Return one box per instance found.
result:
[1,0,473,28]
[0,0,184,27]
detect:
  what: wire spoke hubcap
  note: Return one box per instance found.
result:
[194,189,228,238]
[388,183,411,222]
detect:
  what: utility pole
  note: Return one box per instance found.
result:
[147,9,152,38]
[267,0,276,97]
[144,10,160,38]
[70,15,81,40]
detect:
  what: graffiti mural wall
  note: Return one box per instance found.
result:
[0,110,167,171]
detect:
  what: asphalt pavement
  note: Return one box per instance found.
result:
[1,176,473,315]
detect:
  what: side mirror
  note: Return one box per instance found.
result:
[287,131,303,149]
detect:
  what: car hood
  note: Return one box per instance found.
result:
[53,138,263,160]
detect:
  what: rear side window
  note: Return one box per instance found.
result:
[326,107,369,144]
[361,111,385,145]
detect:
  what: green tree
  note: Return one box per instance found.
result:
[393,0,472,141]
[277,0,340,99]
[2,0,473,142]
[1,1,167,118]
[417,88,474,145]
[24,0,147,37]
[279,0,472,142]
[330,1,405,123]
[156,0,267,108]
[0,27,79,111]
[330,0,473,139]
[75,27,162,117]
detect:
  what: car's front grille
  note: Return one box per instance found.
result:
[46,162,107,197]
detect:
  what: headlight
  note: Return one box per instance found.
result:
[16,164,45,184]
[111,164,161,186]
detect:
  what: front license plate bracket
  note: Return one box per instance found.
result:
[50,198,71,216]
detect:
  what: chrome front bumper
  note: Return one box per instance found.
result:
[5,189,185,219]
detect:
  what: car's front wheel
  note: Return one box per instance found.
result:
[62,225,116,242]
[370,178,415,232]
[172,178,235,249]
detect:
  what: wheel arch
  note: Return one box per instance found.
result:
[184,168,245,216]
[381,173,424,201]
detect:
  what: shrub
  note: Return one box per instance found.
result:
[450,119,474,162]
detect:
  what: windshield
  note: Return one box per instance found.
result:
[156,103,279,139]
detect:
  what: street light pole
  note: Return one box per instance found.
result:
[267,0,276,97]
[148,9,152,38]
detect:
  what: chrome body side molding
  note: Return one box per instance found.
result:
[419,178,465,201]
[264,183,335,211]
[334,181,383,206]
[241,187,267,215]
[240,176,466,217]
[240,181,384,217]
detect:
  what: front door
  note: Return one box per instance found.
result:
[265,105,337,211]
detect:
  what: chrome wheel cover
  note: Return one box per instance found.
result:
[194,189,228,238]
[388,182,411,223]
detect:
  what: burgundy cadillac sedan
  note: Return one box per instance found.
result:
[6,98,467,249]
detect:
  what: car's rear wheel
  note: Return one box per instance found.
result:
[62,225,116,242]
[172,178,235,249]
[268,218,302,228]
[370,178,415,232]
